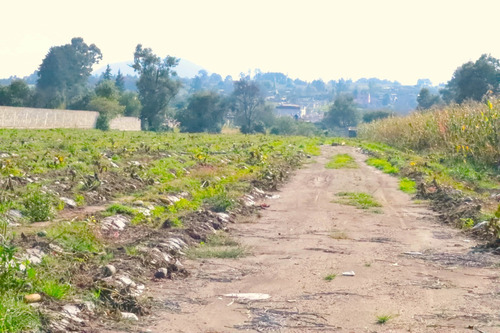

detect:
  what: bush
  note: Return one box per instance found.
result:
[22,190,54,222]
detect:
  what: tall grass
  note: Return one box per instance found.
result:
[358,100,500,168]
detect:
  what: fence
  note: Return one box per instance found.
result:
[0,106,141,131]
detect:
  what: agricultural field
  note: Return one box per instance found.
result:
[0,129,321,332]
[0,114,499,331]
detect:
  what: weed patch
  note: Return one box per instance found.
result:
[334,192,382,210]
[324,274,337,281]
[187,232,246,259]
[376,314,393,324]
[47,221,102,253]
[399,177,416,194]
[366,158,399,174]
[326,154,358,169]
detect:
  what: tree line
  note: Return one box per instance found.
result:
[1,37,498,134]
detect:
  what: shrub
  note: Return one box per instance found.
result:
[22,190,54,222]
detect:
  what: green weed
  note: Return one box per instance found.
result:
[366,158,399,174]
[399,177,416,194]
[103,203,137,217]
[324,274,337,281]
[0,296,40,332]
[22,190,54,222]
[47,221,102,253]
[41,280,70,300]
[376,314,392,324]
[326,154,358,169]
[335,192,382,210]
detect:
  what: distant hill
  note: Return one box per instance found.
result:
[93,59,207,78]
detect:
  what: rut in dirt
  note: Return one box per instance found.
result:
[127,146,500,333]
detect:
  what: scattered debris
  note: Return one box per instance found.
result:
[61,304,84,323]
[121,312,139,321]
[24,247,45,265]
[154,267,168,279]
[342,271,356,276]
[223,293,271,300]
[404,251,423,256]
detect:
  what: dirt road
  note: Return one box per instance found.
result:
[140,146,500,332]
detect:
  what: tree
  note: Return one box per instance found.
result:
[231,78,266,133]
[362,110,393,123]
[440,54,500,104]
[36,37,102,108]
[132,44,181,130]
[176,91,228,133]
[101,65,113,81]
[0,79,33,106]
[95,80,119,100]
[119,92,142,117]
[323,94,359,128]
[115,70,125,92]
[416,88,440,110]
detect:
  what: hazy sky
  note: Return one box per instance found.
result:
[2,0,500,85]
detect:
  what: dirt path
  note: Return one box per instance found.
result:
[137,146,499,332]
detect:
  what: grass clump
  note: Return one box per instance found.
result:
[324,273,337,281]
[325,154,358,169]
[376,314,393,324]
[366,158,399,174]
[103,203,137,217]
[329,230,349,239]
[335,192,382,210]
[187,231,246,259]
[0,296,41,332]
[47,221,102,253]
[40,280,71,300]
[399,177,416,194]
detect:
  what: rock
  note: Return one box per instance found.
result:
[37,230,47,237]
[83,301,96,312]
[25,247,45,265]
[216,213,231,223]
[472,221,488,231]
[101,214,131,231]
[24,293,42,303]
[103,264,117,277]
[137,207,151,216]
[7,209,23,221]
[154,268,168,279]
[117,275,136,288]
[342,271,356,276]
[62,304,84,323]
[0,153,9,158]
[110,161,119,168]
[60,197,77,209]
[133,200,145,207]
[121,312,139,321]
[403,251,423,256]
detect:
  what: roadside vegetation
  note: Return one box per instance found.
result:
[0,129,321,331]
[354,98,499,236]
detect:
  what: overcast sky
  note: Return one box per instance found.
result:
[1,0,500,85]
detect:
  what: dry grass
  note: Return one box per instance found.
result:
[359,99,500,168]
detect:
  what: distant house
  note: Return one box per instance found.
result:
[275,103,305,118]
